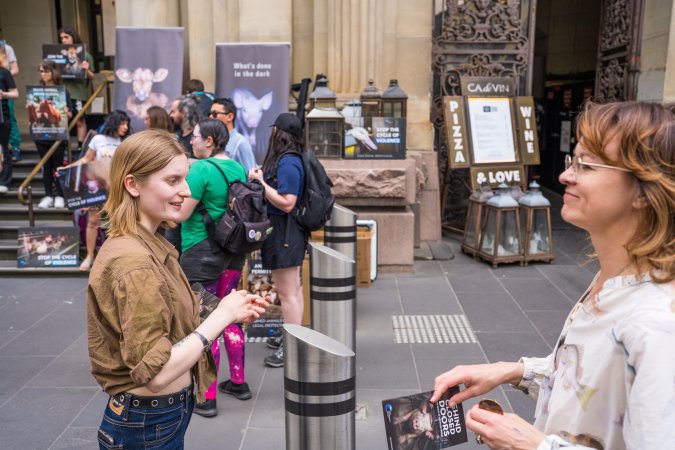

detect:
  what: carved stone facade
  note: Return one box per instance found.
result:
[595,0,644,101]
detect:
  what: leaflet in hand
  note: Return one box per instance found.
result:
[382,387,467,450]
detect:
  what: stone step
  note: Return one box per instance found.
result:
[0,204,73,221]
[0,239,18,259]
[0,188,47,205]
[0,221,75,240]
[0,259,87,277]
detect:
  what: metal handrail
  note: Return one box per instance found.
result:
[17,72,115,207]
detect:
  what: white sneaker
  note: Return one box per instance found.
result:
[54,196,65,208]
[0,185,8,194]
[38,196,54,209]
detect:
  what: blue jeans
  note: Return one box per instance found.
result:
[97,387,194,449]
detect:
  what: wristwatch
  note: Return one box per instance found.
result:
[193,330,212,353]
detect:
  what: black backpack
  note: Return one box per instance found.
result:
[197,160,272,253]
[277,150,334,232]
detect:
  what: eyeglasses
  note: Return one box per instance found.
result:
[59,35,70,40]
[191,134,202,140]
[564,154,631,181]
[208,111,229,118]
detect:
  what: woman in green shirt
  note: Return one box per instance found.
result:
[176,118,253,418]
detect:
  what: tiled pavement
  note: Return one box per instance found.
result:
[0,195,597,449]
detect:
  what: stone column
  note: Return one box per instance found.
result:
[660,0,675,102]
[637,0,674,101]
[115,0,181,27]
[311,0,432,151]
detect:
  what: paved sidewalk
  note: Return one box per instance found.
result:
[0,195,596,449]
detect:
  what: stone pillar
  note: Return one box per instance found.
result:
[311,0,432,151]
[240,0,293,42]
[660,0,675,102]
[637,0,675,102]
[116,0,181,27]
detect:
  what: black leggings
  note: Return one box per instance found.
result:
[34,140,65,197]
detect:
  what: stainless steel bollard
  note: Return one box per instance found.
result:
[309,243,356,350]
[324,204,357,263]
[284,324,355,450]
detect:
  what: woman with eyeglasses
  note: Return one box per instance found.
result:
[30,61,73,209]
[58,27,95,149]
[431,101,675,450]
[173,119,253,417]
[87,129,267,449]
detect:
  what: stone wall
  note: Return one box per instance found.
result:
[115,0,434,152]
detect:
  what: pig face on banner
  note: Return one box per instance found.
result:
[232,88,273,129]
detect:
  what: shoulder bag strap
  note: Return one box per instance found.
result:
[197,160,230,249]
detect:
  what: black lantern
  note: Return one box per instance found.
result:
[360,79,381,118]
[306,76,344,159]
[519,181,554,264]
[380,79,407,118]
[477,183,523,267]
[461,183,494,258]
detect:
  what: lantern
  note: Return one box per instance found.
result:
[461,183,494,258]
[360,79,381,118]
[477,183,523,267]
[380,79,407,118]
[519,181,554,264]
[306,76,345,159]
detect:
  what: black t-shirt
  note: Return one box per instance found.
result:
[0,68,17,123]
[177,130,194,158]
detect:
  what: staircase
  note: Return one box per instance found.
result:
[0,139,86,276]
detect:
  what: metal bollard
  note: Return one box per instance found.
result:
[309,243,356,350]
[284,324,355,450]
[324,204,357,263]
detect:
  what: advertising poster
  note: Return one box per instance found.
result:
[344,117,406,160]
[26,85,69,140]
[382,387,467,450]
[466,97,517,164]
[245,250,282,339]
[42,44,87,80]
[114,27,184,131]
[216,43,290,165]
[58,163,109,210]
[17,227,79,268]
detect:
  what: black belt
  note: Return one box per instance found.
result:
[112,387,192,409]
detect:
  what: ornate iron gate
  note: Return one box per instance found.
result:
[595,0,644,101]
[432,0,537,230]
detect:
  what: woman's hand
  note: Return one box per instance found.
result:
[248,167,263,182]
[430,362,524,406]
[217,289,268,324]
[467,405,545,450]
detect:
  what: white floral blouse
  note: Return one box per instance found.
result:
[516,273,675,450]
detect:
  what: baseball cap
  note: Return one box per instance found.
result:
[272,113,303,139]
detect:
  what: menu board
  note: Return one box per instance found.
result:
[466,97,517,164]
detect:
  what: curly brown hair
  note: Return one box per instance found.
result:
[575,101,675,283]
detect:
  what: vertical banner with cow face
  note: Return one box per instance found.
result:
[216,43,290,165]
[113,27,184,132]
